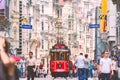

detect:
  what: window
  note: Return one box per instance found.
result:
[68,34,71,40]
[68,21,72,30]
[86,48,89,54]
[29,33,31,39]
[51,51,69,61]
[42,40,44,49]
[41,21,44,30]
[29,17,32,24]
[42,5,44,13]
[57,10,59,18]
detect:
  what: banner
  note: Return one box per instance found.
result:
[0,0,5,9]
[100,0,108,32]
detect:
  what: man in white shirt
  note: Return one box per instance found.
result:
[27,52,36,80]
[75,53,85,80]
[99,51,113,80]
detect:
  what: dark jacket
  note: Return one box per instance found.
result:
[0,62,19,80]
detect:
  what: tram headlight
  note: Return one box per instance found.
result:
[58,64,62,68]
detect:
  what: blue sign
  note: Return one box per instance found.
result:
[21,24,32,29]
[89,24,100,28]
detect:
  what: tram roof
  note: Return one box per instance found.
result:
[52,43,68,49]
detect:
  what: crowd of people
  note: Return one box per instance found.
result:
[72,51,120,80]
[16,52,48,80]
[0,36,120,80]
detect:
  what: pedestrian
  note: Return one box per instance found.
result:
[72,64,76,77]
[0,36,18,80]
[92,60,98,77]
[84,54,90,80]
[89,60,93,78]
[75,53,85,80]
[26,52,36,80]
[117,54,120,79]
[99,50,113,80]
[36,66,40,77]
[111,55,118,80]
[20,57,26,78]
[69,60,73,77]
[39,62,44,78]
[98,52,104,80]
[43,68,47,78]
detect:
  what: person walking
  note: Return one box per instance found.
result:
[27,52,36,80]
[111,55,118,80]
[20,57,26,78]
[89,60,93,78]
[98,52,104,80]
[99,50,113,80]
[75,53,85,80]
[117,54,120,79]
[92,60,98,77]
[84,54,90,80]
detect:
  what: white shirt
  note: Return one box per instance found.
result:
[75,55,85,68]
[100,58,112,73]
[84,58,90,69]
[20,59,26,68]
[27,57,36,66]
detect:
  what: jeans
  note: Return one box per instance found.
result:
[77,68,84,80]
[101,73,110,80]
[118,68,120,79]
[89,69,93,78]
[83,68,89,80]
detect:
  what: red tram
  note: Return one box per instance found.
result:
[50,43,71,77]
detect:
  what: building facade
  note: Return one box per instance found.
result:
[1,0,102,65]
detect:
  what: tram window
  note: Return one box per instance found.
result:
[55,52,64,60]
[65,52,69,61]
[51,52,56,60]
[51,51,69,61]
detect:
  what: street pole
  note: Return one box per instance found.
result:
[19,0,22,54]
[95,7,98,61]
